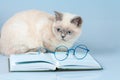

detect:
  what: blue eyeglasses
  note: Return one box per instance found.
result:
[38,44,89,61]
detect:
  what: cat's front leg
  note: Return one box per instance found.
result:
[25,47,47,54]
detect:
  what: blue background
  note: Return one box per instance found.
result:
[0,0,120,80]
[0,0,120,53]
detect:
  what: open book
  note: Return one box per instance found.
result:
[8,52,102,71]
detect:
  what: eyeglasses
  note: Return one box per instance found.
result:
[38,44,89,61]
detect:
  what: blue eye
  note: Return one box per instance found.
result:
[67,31,72,34]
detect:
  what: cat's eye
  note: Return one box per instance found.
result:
[67,31,72,35]
[57,28,61,32]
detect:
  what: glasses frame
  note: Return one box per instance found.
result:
[38,44,90,61]
[54,44,89,61]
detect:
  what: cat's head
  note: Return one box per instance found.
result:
[52,11,82,42]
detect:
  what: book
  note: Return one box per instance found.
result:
[8,52,102,72]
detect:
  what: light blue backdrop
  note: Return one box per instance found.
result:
[0,0,120,53]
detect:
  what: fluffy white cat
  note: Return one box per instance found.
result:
[0,10,82,55]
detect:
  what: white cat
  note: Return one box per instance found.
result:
[0,10,82,55]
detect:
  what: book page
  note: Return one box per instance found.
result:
[52,52,102,70]
[9,52,56,71]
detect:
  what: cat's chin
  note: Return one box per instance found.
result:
[62,39,66,41]
[57,38,67,42]
[61,38,68,42]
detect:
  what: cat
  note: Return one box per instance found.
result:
[0,10,82,55]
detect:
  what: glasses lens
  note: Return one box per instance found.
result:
[54,46,68,61]
[74,46,88,59]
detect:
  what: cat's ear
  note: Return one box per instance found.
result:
[71,16,82,27]
[54,11,63,21]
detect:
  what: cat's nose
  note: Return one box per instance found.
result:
[62,36,65,38]
[61,33,66,39]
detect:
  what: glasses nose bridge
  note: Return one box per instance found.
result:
[68,49,75,54]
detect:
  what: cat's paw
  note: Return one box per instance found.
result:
[38,47,47,53]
